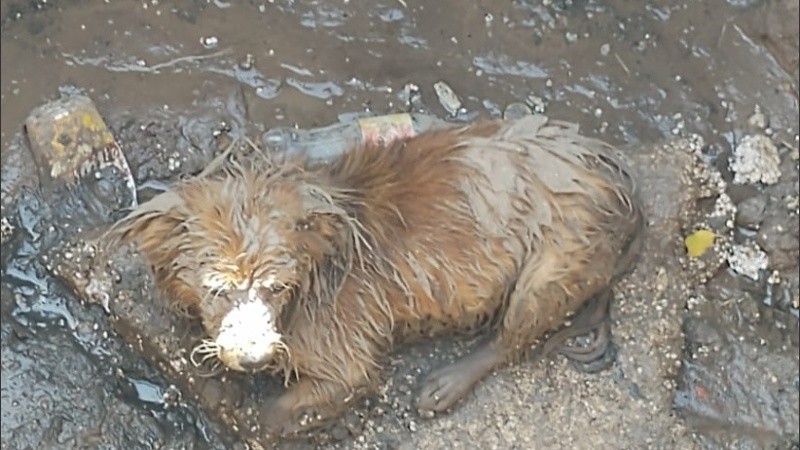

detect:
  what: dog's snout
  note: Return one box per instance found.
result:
[218,342,276,372]
[236,352,271,371]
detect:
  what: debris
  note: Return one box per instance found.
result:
[400,82,422,109]
[726,242,769,281]
[24,94,136,207]
[730,134,781,185]
[261,113,446,161]
[0,216,14,244]
[685,229,717,258]
[565,31,578,43]
[503,102,532,120]
[525,94,547,114]
[200,36,219,49]
[433,81,462,116]
[239,53,255,70]
[747,106,769,130]
[734,195,767,230]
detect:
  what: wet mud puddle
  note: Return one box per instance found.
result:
[1,1,798,449]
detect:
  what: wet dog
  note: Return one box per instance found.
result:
[112,115,644,437]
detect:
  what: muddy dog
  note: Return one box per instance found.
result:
[112,115,644,437]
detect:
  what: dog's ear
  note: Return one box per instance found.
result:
[107,190,189,252]
[295,184,349,255]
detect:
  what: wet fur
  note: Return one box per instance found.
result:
[111,115,644,432]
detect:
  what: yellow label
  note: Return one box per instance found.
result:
[357,113,415,147]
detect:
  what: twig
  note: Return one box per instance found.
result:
[717,21,728,48]
[148,48,233,72]
[614,53,630,76]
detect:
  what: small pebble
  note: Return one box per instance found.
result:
[200,36,219,49]
[565,31,578,43]
[503,102,532,120]
[525,94,547,114]
[747,106,768,130]
[238,54,254,70]
[735,195,767,230]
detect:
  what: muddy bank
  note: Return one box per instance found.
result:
[2,0,798,449]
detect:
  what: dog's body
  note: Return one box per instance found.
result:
[114,115,644,436]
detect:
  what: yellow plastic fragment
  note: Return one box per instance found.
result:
[684,229,717,258]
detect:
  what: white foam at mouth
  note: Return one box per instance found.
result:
[215,300,282,363]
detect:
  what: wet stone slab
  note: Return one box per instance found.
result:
[45,236,288,448]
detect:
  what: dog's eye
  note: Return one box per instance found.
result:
[269,284,286,294]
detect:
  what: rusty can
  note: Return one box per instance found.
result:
[25,95,136,208]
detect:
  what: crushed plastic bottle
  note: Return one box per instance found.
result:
[261,113,448,162]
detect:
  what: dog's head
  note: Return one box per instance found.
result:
[113,166,353,373]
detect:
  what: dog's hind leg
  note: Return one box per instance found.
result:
[416,248,609,413]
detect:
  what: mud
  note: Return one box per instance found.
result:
[1,0,798,449]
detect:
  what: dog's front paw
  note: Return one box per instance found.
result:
[261,392,343,438]
[261,397,297,438]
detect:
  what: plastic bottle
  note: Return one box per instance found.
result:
[261,113,447,162]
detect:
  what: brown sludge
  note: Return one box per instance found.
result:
[110,114,645,442]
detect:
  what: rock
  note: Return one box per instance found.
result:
[502,102,532,120]
[747,107,769,131]
[0,216,14,244]
[735,195,768,229]
[525,94,547,114]
[432,81,462,117]
[564,31,578,43]
[729,134,781,185]
[49,236,275,448]
[757,0,800,83]
[757,215,800,270]
[683,317,720,345]
[238,53,255,71]
[399,82,421,108]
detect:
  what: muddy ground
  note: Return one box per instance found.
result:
[1,1,798,449]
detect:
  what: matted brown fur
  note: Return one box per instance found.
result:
[111,115,644,434]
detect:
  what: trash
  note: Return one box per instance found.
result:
[24,95,137,209]
[684,229,717,258]
[261,112,447,161]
